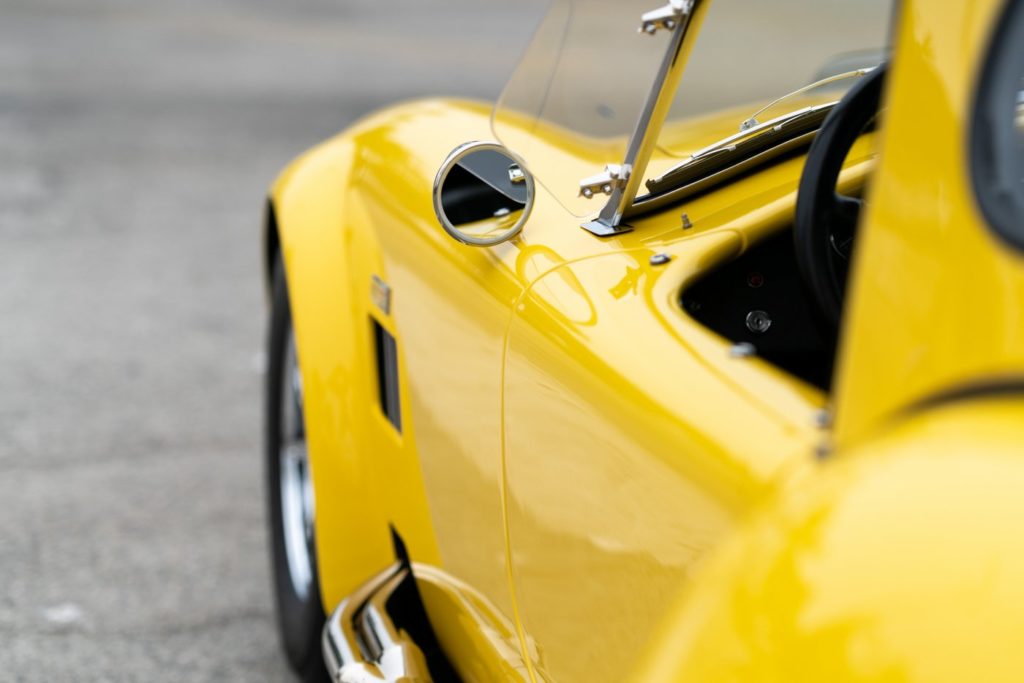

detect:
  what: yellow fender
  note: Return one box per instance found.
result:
[264,115,441,613]
[632,396,1024,683]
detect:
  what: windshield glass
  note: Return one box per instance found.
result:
[493,0,667,217]
[493,0,894,217]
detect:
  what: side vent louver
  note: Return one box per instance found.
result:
[373,319,402,432]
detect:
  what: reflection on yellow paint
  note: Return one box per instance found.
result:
[455,210,523,239]
[504,247,822,682]
[415,563,534,682]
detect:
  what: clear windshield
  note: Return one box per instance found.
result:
[654,0,893,166]
[493,0,895,216]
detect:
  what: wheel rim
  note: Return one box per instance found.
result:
[279,331,315,600]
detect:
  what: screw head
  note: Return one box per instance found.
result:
[602,183,613,195]
[815,442,833,459]
[582,187,593,198]
[649,253,672,266]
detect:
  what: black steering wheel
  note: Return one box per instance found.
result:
[794,64,887,332]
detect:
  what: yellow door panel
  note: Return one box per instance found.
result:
[503,239,823,682]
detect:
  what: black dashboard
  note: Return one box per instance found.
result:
[681,229,835,390]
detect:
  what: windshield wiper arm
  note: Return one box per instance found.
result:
[739,67,876,132]
[646,69,880,196]
[689,104,828,161]
[646,104,833,195]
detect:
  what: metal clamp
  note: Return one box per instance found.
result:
[579,164,632,199]
[639,0,693,35]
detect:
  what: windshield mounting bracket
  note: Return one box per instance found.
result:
[579,164,632,199]
[580,0,700,237]
[640,0,694,35]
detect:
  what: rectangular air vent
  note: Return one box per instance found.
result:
[372,319,401,432]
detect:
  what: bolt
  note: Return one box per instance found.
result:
[664,19,676,30]
[650,253,672,266]
[602,183,613,195]
[681,214,693,230]
[745,310,772,334]
[582,188,593,198]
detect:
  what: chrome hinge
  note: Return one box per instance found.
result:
[579,164,632,199]
[639,0,694,35]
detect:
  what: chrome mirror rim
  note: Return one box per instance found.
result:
[432,140,535,247]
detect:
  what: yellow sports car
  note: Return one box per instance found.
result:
[262,0,1024,681]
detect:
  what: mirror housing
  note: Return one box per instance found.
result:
[433,141,535,246]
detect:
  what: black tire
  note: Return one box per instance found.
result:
[265,256,329,683]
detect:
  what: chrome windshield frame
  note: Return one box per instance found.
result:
[579,0,703,237]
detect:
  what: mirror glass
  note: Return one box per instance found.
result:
[433,142,535,246]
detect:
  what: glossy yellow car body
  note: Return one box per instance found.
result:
[264,0,1024,680]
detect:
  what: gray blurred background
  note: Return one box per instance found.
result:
[0,1,543,679]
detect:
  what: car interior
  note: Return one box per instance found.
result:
[681,229,837,389]
[676,63,887,391]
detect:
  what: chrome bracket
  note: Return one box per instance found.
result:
[639,0,694,35]
[579,164,632,199]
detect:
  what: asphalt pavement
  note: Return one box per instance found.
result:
[0,1,543,679]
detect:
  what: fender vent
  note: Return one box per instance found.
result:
[373,319,402,432]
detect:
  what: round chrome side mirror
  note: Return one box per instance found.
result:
[433,141,535,246]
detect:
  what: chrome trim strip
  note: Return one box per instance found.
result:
[322,564,431,683]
